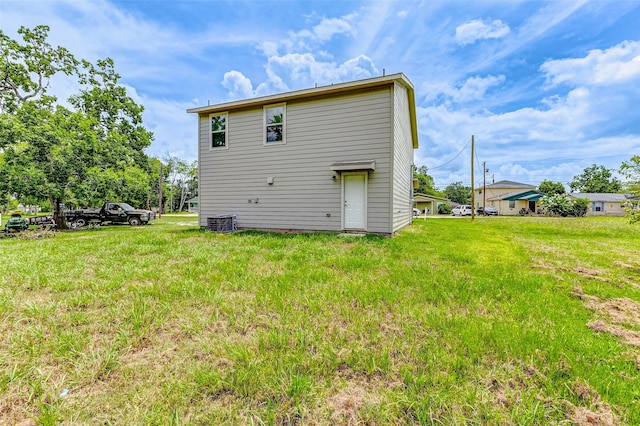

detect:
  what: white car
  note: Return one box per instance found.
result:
[452,205,473,216]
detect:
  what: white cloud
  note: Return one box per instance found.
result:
[542,40,640,87]
[455,19,510,46]
[221,71,256,100]
[288,13,356,46]
[449,75,506,102]
[251,53,378,96]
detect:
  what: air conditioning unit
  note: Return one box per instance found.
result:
[207,215,237,232]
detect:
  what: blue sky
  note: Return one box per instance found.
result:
[2,0,639,190]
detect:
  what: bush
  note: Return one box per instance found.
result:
[541,194,588,217]
[571,198,589,217]
[438,204,452,215]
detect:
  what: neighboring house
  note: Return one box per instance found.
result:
[474,180,543,215]
[568,193,634,216]
[185,196,199,213]
[413,193,449,215]
[187,73,419,236]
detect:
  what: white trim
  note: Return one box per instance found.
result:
[341,172,368,231]
[330,160,375,172]
[263,103,286,146]
[209,112,229,150]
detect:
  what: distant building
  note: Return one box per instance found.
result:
[568,193,634,216]
[413,193,449,215]
[185,196,199,213]
[474,180,543,215]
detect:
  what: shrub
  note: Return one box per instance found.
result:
[571,198,589,217]
[542,194,588,217]
[438,203,452,215]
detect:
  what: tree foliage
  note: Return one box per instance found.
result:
[569,164,622,193]
[0,26,154,226]
[163,155,198,212]
[444,182,471,204]
[538,179,565,195]
[541,194,588,217]
[413,166,442,197]
[0,25,78,108]
[620,155,640,223]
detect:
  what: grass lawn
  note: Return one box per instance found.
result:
[1,215,639,424]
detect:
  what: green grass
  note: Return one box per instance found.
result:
[1,215,639,424]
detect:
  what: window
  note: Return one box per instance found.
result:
[509,200,515,209]
[264,104,285,145]
[210,113,228,149]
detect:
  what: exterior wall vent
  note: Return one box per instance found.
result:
[207,215,237,232]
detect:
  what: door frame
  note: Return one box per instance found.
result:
[341,172,368,231]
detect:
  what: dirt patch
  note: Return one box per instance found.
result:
[324,371,396,424]
[613,260,638,270]
[568,404,619,426]
[563,379,620,425]
[574,286,640,346]
[587,321,640,346]
[575,267,611,283]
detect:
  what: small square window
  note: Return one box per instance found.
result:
[264,104,285,145]
[210,113,228,149]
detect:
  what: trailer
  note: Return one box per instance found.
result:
[26,215,56,229]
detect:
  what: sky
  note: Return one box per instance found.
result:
[2,0,640,191]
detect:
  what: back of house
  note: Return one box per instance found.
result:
[187,73,419,236]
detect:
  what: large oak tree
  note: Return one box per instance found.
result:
[0,26,153,227]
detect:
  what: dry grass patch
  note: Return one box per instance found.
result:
[566,381,621,426]
[574,286,640,347]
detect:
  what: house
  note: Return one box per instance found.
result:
[185,196,199,213]
[474,180,544,215]
[413,193,449,215]
[187,73,419,236]
[568,193,634,216]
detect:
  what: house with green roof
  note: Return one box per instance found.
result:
[474,180,544,215]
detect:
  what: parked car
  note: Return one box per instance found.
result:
[452,205,473,216]
[477,206,498,216]
[413,208,420,216]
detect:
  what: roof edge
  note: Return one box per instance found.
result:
[186,73,414,114]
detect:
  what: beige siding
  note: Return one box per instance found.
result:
[198,88,394,233]
[391,82,414,233]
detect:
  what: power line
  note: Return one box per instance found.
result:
[425,137,472,170]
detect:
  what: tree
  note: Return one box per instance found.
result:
[413,165,442,196]
[0,26,153,227]
[569,164,622,193]
[538,179,565,195]
[620,155,640,223]
[0,25,78,109]
[163,156,198,212]
[444,182,471,204]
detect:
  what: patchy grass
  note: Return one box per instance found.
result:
[1,215,639,424]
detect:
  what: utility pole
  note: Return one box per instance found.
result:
[471,135,475,220]
[483,161,487,215]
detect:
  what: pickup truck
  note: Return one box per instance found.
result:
[64,202,155,227]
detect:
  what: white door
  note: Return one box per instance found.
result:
[343,173,366,230]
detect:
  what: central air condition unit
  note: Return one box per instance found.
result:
[207,215,237,232]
